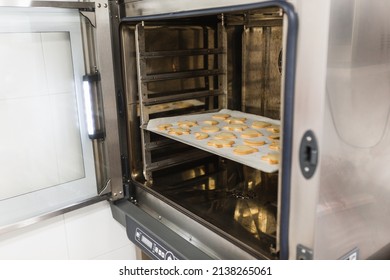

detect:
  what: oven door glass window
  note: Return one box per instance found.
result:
[0,8,97,227]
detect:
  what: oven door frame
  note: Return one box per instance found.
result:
[110,0,298,260]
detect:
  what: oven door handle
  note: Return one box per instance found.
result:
[82,72,106,140]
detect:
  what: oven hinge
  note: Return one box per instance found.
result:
[120,155,136,202]
[297,244,313,260]
[116,89,125,118]
[122,180,131,200]
[121,154,130,180]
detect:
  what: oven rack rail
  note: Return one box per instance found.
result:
[135,22,228,181]
[142,89,225,106]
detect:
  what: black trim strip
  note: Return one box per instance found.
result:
[279,2,298,261]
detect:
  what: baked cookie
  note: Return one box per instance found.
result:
[261,153,280,164]
[203,119,219,125]
[212,113,231,120]
[177,120,198,128]
[152,104,169,111]
[225,117,247,124]
[266,125,280,133]
[207,139,235,148]
[157,123,173,131]
[167,127,190,136]
[269,141,280,151]
[194,132,209,140]
[233,145,259,155]
[268,134,280,140]
[251,121,272,129]
[241,129,262,138]
[201,126,220,133]
[214,132,237,140]
[223,124,248,132]
[243,139,266,146]
[172,101,193,109]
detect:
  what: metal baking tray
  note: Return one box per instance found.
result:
[146,109,280,173]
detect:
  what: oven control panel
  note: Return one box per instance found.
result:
[135,227,178,260]
[124,203,212,260]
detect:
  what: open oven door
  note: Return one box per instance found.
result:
[109,0,298,260]
[0,1,123,233]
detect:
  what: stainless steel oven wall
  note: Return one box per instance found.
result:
[240,10,283,119]
[287,0,331,259]
[313,0,390,259]
[122,0,268,17]
[289,0,390,259]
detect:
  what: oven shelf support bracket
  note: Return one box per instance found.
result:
[134,21,228,183]
[134,23,153,182]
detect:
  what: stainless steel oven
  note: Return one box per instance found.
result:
[1,0,390,260]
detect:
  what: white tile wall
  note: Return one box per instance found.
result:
[0,8,100,229]
[0,201,137,260]
[50,93,85,183]
[0,31,85,200]
[0,33,48,99]
[0,96,59,198]
[42,32,75,94]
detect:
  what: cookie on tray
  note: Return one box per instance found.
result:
[243,139,266,146]
[207,139,235,148]
[261,153,280,165]
[268,134,280,140]
[214,132,237,140]
[223,124,248,132]
[157,123,173,131]
[177,120,198,128]
[212,113,231,120]
[194,132,209,140]
[266,125,280,133]
[225,117,247,124]
[269,141,280,151]
[167,127,190,136]
[201,125,220,133]
[241,129,262,139]
[251,121,272,129]
[233,145,259,155]
[203,119,219,125]
[172,101,193,109]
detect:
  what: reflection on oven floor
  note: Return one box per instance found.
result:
[152,159,278,257]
